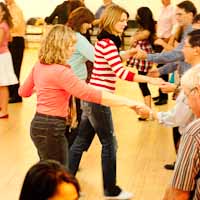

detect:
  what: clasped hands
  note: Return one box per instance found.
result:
[127,100,153,120]
[128,48,176,93]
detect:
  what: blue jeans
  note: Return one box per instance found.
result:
[69,101,119,195]
[30,113,69,168]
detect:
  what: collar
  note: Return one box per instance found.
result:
[97,30,121,51]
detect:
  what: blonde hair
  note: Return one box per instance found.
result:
[39,25,76,65]
[99,4,128,34]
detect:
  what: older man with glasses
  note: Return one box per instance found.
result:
[161,29,200,200]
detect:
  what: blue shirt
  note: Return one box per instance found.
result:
[68,32,94,80]
[95,5,106,19]
[147,25,193,71]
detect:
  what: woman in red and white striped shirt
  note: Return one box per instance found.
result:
[69,5,163,199]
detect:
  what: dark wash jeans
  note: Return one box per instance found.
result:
[30,113,69,169]
[69,101,119,195]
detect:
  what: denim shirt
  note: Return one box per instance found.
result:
[158,61,191,77]
[157,91,195,134]
[147,25,193,64]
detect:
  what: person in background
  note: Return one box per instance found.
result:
[4,0,25,103]
[0,2,18,118]
[131,0,197,170]
[19,24,147,169]
[66,7,96,147]
[95,0,113,19]
[153,0,176,106]
[19,160,80,200]
[127,7,156,119]
[45,0,84,25]
[162,30,200,200]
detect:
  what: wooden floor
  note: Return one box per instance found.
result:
[0,48,176,200]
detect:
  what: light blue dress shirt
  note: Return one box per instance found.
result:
[157,91,195,134]
[147,25,193,64]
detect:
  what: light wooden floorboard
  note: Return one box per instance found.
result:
[0,48,176,200]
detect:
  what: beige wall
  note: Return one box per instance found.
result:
[16,0,200,21]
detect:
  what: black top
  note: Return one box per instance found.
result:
[97,30,121,51]
[45,1,69,25]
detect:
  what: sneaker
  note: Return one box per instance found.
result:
[104,190,133,200]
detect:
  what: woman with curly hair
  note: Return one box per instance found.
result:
[127,7,156,117]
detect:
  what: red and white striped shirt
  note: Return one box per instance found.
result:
[89,38,135,93]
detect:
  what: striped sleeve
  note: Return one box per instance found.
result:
[171,120,200,192]
[98,39,135,81]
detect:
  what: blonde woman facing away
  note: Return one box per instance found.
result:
[19,25,145,170]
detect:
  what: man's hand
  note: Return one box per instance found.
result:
[154,38,165,47]
[160,82,176,93]
[148,77,165,86]
[132,48,147,60]
[135,105,151,119]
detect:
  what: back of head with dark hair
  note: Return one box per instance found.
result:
[68,0,85,14]
[19,160,80,200]
[67,7,94,32]
[187,29,200,47]
[0,2,13,28]
[177,0,197,16]
[136,7,156,47]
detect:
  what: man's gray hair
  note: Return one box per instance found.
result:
[181,65,200,89]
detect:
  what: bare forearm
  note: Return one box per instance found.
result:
[101,91,138,108]
[133,74,150,83]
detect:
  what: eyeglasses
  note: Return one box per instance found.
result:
[184,87,198,98]
[183,44,192,48]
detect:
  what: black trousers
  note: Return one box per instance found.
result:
[138,71,151,97]
[154,45,168,100]
[172,127,181,154]
[8,36,25,99]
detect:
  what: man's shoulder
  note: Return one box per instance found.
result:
[185,119,200,138]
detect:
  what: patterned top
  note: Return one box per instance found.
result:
[127,40,153,72]
[172,119,200,200]
[89,38,135,93]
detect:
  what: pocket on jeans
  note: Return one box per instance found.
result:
[30,126,47,138]
[81,101,92,115]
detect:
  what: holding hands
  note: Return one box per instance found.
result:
[130,48,148,60]
[159,82,176,93]
[148,77,165,86]
[147,68,160,78]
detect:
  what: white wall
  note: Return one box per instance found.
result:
[15,0,200,21]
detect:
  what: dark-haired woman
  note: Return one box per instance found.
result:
[0,2,18,118]
[127,7,156,116]
[66,7,96,147]
[19,160,80,200]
